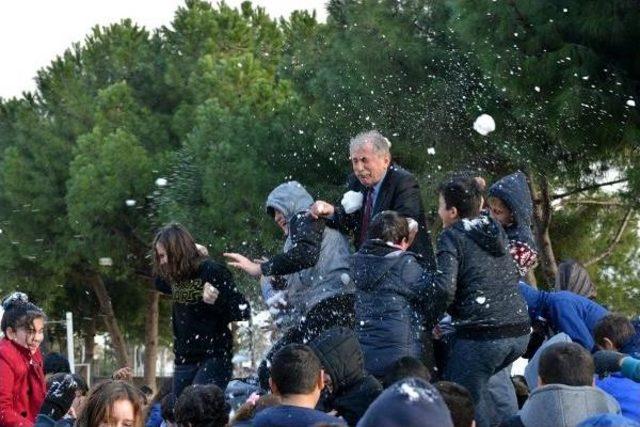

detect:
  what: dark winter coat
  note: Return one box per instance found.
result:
[434,215,530,339]
[0,338,46,427]
[488,172,538,275]
[352,240,440,378]
[328,164,436,268]
[309,327,382,426]
[155,259,251,365]
[262,181,353,328]
[518,282,608,351]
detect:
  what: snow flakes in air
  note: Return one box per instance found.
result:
[341,191,364,214]
[627,99,636,107]
[476,296,487,304]
[238,304,248,311]
[155,177,168,187]
[427,147,436,155]
[298,129,304,135]
[473,114,496,136]
[125,199,136,207]
[534,86,541,93]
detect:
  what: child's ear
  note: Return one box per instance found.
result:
[5,327,17,340]
[269,378,279,395]
[602,338,616,351]
[450,205,459,219]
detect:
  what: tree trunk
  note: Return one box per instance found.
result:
[529,174,558,287]
[83,318,96,364]
[87,273,130,368]
[143,288,159,391]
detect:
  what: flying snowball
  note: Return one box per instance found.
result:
[341,190,364,214]
[155,177,168,187]
[473,114,496,136]
[627,99,636,107]
[125,199,136,207]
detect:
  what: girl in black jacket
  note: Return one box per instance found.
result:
[153,223,250,399]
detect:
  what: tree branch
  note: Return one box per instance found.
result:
[584,208,634,267]
[551,178,628,200]
[559,199,625,207]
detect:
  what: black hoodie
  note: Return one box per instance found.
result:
[434,215,530,339]
[309,327,382,426]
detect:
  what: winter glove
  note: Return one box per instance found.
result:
[38,374,78,420]
[593,351,625,376]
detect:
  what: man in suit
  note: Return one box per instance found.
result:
[310,130,435,268]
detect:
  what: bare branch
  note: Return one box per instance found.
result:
[551,178,628,200]
[584,209,635,267]
[560,199,625,207]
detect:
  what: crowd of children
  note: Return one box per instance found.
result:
[1,170,640,427]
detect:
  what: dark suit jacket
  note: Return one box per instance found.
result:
[328,164,436,269]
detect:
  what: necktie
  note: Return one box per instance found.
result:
[360,189,374,244]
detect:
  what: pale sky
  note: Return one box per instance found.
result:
[0,1,328,99]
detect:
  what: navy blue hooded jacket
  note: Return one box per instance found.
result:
[518,282,608,351]
[352,240,439,378]
[488,172,535,247]
[488,172,538,275]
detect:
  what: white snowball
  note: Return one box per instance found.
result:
[473,114,496,136]
[155,177,168,187]
[627,99,636,107]
[341,190,364,214]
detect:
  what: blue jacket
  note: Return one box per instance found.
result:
[146,402,163,427]
[596,374,640,423]
[488,172,536,250]
[352,240,438,378]
[518,282,608,351]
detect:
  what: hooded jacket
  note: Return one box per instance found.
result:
[0,338,46,427]
[577,414,640,427]
[555,260,597,299]
[356,378,454,427]
[518,282,608,351]
[262,181,353,325]
[352,240,440,377]
[434,215,530,339]
[488,172,538,275]
[309,327,382,426]
[504,384,620,427]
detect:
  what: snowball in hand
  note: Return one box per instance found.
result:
[473,114,496,136]
[341,190,364,214]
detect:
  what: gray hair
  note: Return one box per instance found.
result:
[349,130,392,156]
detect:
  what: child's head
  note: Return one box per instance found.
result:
[594,313,635,351]
[538,342,595,387]
[435,381,475,427]
[152,222,203,282]
[174,384,230,427]
[437,177,483,227]
[44,352,71,377]
[160,394,176,426]
[368,210,410,247]
[1,292,45,354]
[487,196,514,227]
[76,380,143,427]
[269,344,324,400]
[383,356,431,388]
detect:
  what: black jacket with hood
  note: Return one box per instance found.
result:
[309,327,382,426]
[434,215,530,340]
[352,240,441,378]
